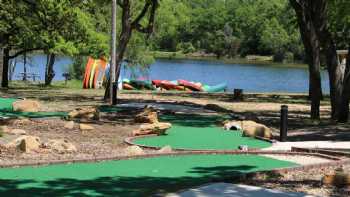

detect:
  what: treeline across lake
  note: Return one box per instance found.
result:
[152,0,304,62]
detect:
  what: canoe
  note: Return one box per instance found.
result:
[177,79,203,91]
[202,83,227,93]
[83,57,94,89]
[123,83,135,90]
[129,80,155,90]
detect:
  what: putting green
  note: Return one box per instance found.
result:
[133,114,272,150]
[0,98,67,118]
[0,111,68,118]
[0,97,17,111]
[0,154,298,196]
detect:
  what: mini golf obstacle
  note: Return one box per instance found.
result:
[127,113,272,151]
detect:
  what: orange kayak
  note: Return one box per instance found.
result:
[123,83,135,90]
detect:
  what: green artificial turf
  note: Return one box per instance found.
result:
[0,111,68,118]
[133,114,272,150]
[0,97,17,111]
[0,98,67,118]
[0,154,298,196]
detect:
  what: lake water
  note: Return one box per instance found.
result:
[12,55,330,93]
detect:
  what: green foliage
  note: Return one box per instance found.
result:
[149,0,304,61]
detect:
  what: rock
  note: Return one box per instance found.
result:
[79,124,94,130]
[68,107,99,120]
[125,145,144,155]
[64,121,75,129]
[224,120,272,139]
[132,122,172,136]
[43,139,77,153]
[0,126,10,133]
[17,136,41,152]
[158,145,172,153]
[8,129,26,135]
[12,100,41,112]
[322,173,350,188]
[135,106,158,124]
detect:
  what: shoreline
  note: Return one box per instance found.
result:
[151,51,308,68]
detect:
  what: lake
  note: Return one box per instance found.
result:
[12,55,330,93]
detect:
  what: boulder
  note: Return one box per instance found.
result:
[17,136,41,152]
[158,145,173,154]
[132,122,172,136]
[125,145,144,155]
[224,120,272,139]
[43,139,77,153]
[79,124,94,130]
[0,126,10,133]
[135,106,158,124]
[64,121,75,129]
[12,100,40,112]
[68,107,99,120]
[322,173,350,188]
[8,129,26,135]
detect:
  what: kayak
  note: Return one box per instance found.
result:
[83,57,94,89]
[152,80,162,87]
[159,80,184,91]
[202,83,227,93]
[123,83,135,90]
[177,79,203,91]
[129,80,155,90]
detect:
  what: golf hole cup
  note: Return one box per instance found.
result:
[239,145,248,151]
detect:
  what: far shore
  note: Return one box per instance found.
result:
[151,51,309,68]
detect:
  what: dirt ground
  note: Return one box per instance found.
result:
[1,86,350,196]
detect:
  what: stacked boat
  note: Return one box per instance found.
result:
[122,79,227,93]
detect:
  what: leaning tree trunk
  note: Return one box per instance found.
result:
[104,0,133,101]
[1,48,10,88]
[45,53,56,86]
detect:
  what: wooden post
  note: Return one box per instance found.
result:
[110,0,117,105]
[233,89,243,100]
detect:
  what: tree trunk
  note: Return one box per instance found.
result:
[338,47,350,122]
[290,0,322,119]
[308,0,344,121]
[45,53,56,85]
[23,53,27,81]
[104,0,133,101]
[1,48,10,88]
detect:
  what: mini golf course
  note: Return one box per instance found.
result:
[0,154,298,196]
[0,103,298,196]
[132,114,272,150]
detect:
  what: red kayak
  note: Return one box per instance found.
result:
[152,80,163,87]
[177,79,203,91]
[160,80,184,91]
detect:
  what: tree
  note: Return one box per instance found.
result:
[104,0,160,101]
[289,0,323,119]
[290,0,350,122]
